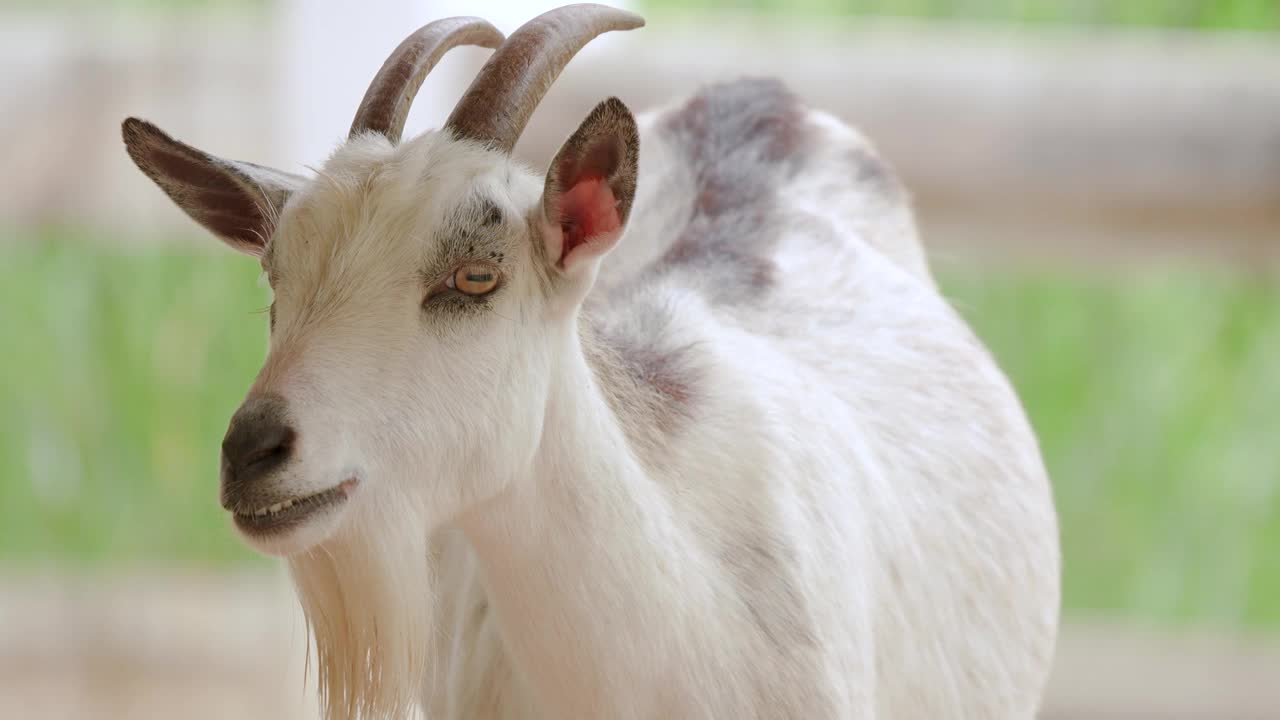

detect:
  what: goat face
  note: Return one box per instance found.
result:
[121,7,641,555]
[214,134,570,555]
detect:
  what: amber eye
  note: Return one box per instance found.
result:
[450,263,499,296]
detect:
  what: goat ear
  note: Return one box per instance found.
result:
[122,118,305,256]
[540,97,638,276]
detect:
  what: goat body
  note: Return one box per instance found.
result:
[484,80,1044,719]
[287,80,1060,719]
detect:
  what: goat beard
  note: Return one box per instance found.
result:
[288,486,435,720]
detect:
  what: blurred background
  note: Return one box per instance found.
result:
[1,0,1277,718]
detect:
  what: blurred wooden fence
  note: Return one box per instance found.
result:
[2,10,1277,262]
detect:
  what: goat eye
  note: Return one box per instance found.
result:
[451,264,499,296]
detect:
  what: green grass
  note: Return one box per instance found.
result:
[0,231,270,567]
[944,266,1280,627]
[641,0,1280,31]
[2,233,1279,628]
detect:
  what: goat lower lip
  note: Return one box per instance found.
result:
[231,480,355,535]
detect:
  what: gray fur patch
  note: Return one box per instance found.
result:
[581,79,814,441]
[582,302,703,449]
[653,77,810,303]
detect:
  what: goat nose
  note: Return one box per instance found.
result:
[221,395,295,499]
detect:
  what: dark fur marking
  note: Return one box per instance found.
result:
[653,78,810,303]
[613,342,693,406]
[481,199,503,226]
[580,80,808,439]
[584,305,702,442]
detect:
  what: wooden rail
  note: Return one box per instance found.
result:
[2,12,1276,263]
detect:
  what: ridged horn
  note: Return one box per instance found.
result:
[445,4,643,153]
[349,17,504,142]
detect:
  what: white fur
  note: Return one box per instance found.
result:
[233,99,1059,719]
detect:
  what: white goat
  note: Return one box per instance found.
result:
[122,5,1059,719]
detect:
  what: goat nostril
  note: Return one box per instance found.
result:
[222,395,296,482]
[242,427,296,468]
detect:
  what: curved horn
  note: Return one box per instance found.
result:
[349,17,504,142]
[445,4,644,153]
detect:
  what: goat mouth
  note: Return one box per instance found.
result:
[232,478,357,535]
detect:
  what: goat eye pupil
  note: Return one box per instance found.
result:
[452,264,499,296]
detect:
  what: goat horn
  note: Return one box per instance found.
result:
[445,4,643,153]
[350,17,504,142]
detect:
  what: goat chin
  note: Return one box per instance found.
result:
[288,490,435,720]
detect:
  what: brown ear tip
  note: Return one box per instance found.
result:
[121,116,144,140]
[121,117,164,146]
[597,97,638,128]
[602,96,632,111]
[120,118,154,166]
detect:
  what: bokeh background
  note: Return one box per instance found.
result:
[1,1,1278,718]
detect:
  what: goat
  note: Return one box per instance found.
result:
[121,5,1060,719]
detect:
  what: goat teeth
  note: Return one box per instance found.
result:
[281,499,294,509]
[255,507,269,517]
[269,502,284,513]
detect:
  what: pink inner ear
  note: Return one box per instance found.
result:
[558,176,619,267]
